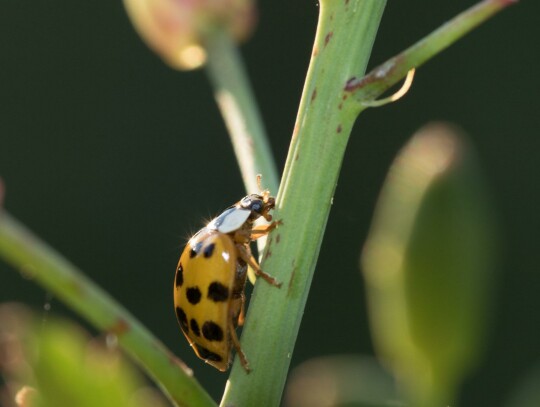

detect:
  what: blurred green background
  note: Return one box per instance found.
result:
[0,0,538,405]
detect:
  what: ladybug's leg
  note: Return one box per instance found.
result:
[233,221,282,243]
[249,220,282,240]
[235,244,282,287]
[237,292,246,327]
[232,220,280,244]
[228,318,251,373]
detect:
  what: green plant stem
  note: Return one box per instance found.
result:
[221,0,514,405]
[346,0,516,105]
[205,31,279,195]
[0,212,216,407]
[221,1,387,405]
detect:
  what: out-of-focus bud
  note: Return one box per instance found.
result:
[123,0,257,70]
[284,355,400,407]
[15,386,38,407]
[361,123,498,407]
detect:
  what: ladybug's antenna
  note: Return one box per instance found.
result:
[256,174,271,201]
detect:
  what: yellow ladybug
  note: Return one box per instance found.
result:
[174,186,281,372]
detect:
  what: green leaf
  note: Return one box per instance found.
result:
[362,123,498,406]
[0,304,167,407]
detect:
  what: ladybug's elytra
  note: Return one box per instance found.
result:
[174,186,281,372]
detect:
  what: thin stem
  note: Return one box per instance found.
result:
[205,31,279,195]
[346,0,517,105]
[0,212,216,407]
[220,0,514,405]
[221,1,388,405]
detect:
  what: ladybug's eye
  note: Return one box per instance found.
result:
[240,195,264,212]
[251,202,263,212]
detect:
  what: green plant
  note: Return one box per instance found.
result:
[0,1,515,406]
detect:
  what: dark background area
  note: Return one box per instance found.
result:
[0,0,538,405]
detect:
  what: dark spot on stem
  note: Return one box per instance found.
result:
[108,319,129,336]
[324,32,333,47]
[263,237,273,260]
[345,77,358,91]
[287,261,297,296]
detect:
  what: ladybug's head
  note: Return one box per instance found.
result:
[239,193,275,221]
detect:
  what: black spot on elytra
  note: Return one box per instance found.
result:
[175,263,183,287]
[186,287,202,304]
[207,282,229,302]
[194,344,223,362]
[190,319,200,336]
[202,321,224,342]
[190,241,203,258]
[175,307,188,332]
[203,243,215,258]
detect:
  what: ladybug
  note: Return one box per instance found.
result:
[174,185,281,372]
